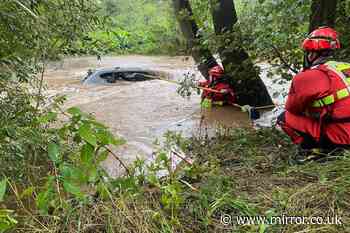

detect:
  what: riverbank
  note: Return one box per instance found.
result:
[6,127,349,233]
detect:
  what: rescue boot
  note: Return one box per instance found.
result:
[289,147,326,165]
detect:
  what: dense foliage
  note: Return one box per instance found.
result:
[239,0,350,75]
[0,0,100,61]
[189,0,350,78]
[0,0,101,173]
[73,0,185,55]
[0,1,104,230]
[336,0,350,60]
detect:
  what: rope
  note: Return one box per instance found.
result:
[142,74,279,110]
[142,74,223,93]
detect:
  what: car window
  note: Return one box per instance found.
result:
[100,72,114,79]
[99,72,116,83]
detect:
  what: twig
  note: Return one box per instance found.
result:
[53,166,63,205]
[104,146,130,176]
[1,62,14,73]
[7,181,49,231]
[179,179,199,192]
[35,61,46,111]
[270,44,299,74]
[294,226,330,233]
[171,149,193,166]
[13,0,39,18]
[104,187,137,228]
[288,183,314,201]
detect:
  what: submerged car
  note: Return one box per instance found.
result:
[82,67,158,84]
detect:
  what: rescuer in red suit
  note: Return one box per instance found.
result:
[277,26,350,163]
[198,65,235,107]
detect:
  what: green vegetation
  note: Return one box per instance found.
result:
[73,0,185,55]
[1,0,350,232]
[2,128,349,232]
[189,0,350,79]
[0,0,101,178]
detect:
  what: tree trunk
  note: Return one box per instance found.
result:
[309,0,338,32]
[172,0,218,79]
[210,0,273,106]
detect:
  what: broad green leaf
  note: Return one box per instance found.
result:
[38,112,57,124]
[61,165,87,184]
[81,144,94,164]
[97,150,109,163]
[96,129,125,146]
[63,182,83,198]
[48,143,60,163]
[114,137,126,146]
[36,191,50,214]
[78,124,97,146]
[96,129,113,145]
[58,126,69,139]
[67,107,82,116]
[87,167,98,183]
[60,165,73,179]
[111,177,139,193]
[157,152,168,164]
[36,177,55,214]
[0,179,7,202]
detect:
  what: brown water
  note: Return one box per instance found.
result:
[45,55,251,176]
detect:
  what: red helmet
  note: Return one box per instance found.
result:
[302,26,341,51]
[208,65,224,78]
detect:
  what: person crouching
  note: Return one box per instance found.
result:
[199,65,235,108]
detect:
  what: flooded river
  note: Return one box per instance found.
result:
[44,55,284,176]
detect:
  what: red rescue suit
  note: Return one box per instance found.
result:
[279,61,350,146]
[199,79,235,106]
[198,65,235,107]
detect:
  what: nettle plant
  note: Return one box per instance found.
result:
[0,179,17,232]
[35,107,126,215]
[0,105,128,231]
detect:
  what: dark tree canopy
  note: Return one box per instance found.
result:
[210,0,273,106]
[172,0,218,79]
[309,0,338,32]
[174,0,273,106]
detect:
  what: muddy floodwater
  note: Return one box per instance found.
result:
[44,56,258,176]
